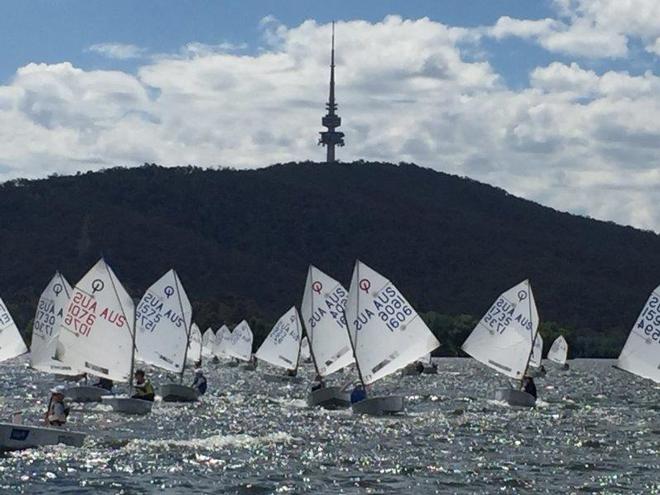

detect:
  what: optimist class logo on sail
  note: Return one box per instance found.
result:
[353,281,414,333]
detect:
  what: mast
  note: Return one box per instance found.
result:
[318,21,345,163]
[173,270,191,383]
[343,260,367,392]
[519,280,538,389]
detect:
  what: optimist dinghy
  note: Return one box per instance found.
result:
[300,266,355,409]
[615,286,660,383]
[135,269,197,402]
[345,261,440,416]
[0,296,86,451]
[547,335,569,370]
[256,306,305,382]
[461,280,541,408]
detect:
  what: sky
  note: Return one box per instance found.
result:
[1,0,660,231]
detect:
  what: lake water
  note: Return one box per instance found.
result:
[0,358,658,494]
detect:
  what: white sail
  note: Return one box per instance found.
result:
[256,307,302,370]
[30,272,78,374]
[529,333,544,368]
[345,261,440,385]
[299,336,311,364]
[462,280,539,380]
[187,323,202,364]
[0,297,28,363]
[547,335,568,365]
[201,327,216,359]
[135,269,192,373]
[57,259,135,382]
[213,325,231,358]
[617,286,660,383]
[300,265,355,376]
[225,320,253,362]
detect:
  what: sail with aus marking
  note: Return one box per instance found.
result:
[57,259,135,382]
[616,286,660,383]
[225,320,253,362]
[201,328,216,359]
[187,323,202,364]
[529,333,544,368]
[0,296,28,363]
[256,306,302,370]
[345,261,440,385]
[300,265,355,376]
[547,335,568,365]
[461,280,539,380]
[213,325,231,358]
[30,272,79,374]
[135,270,192,373]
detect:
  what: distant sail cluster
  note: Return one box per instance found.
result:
[0,259,657,398]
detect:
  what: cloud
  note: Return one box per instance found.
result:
[488,0,660,58]
[87,42,146,60]
[0,17,660,232]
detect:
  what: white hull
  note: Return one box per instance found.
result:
[0,422,86,451]
[495,388,536,408]
[307,386,351,409]
[160,383,199,402]
[64,385,109,403]
[352,396,405,416]
[102,396,153,415]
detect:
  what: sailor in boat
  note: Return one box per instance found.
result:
[286,368,297,377]
[311,375,324,392]
[131,369,155,401]
[45,386,71,426]
[350,383,367,404]
[191,368,207,395]
[562,363,570,370]
[93,377,113,392]
[522,376,537,399]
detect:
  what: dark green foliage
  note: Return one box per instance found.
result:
[0,161,657,357]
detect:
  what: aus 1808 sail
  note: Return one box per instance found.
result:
[462,280,539,380]
[300,265,354,376]
[617,286,660,383]
[345,261,440,385]
[57,259,135,382]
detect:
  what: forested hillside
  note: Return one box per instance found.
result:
[1,161,658,357]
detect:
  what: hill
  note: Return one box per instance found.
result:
[1,161,658,357]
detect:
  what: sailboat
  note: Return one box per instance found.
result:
[201,327,216,361]
[299,336,312,364]
[29,272,80,377]
[58,259,151,415]
[186,323,203,365]
[135,269,196,402]
[300,265,355,409]
[0,295,86,451]
[345,261,440,415]
[615,286,660,383]
[527,333,546,377]
[225,320,254,367]
[461,280,540,407]
[547,335,569,369]
[256,306,304,381]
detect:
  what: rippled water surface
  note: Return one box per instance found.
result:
[0,358,658,494]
